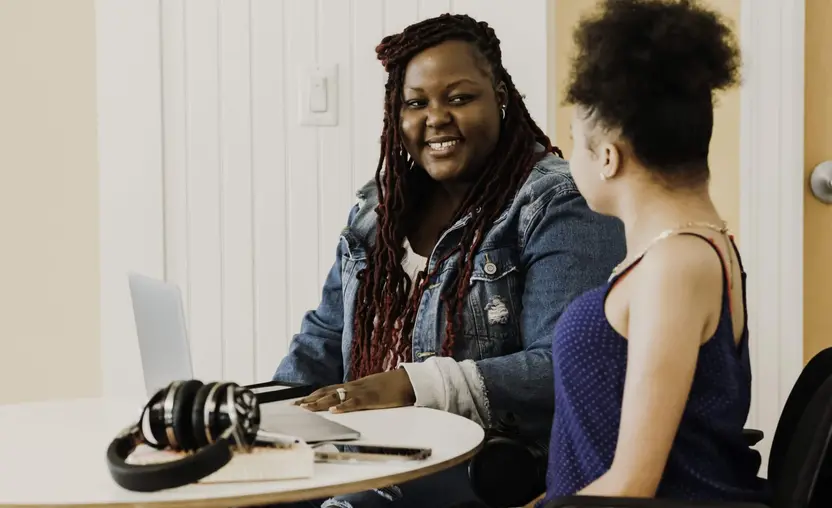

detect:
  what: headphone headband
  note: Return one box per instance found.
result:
[105,380,260,492]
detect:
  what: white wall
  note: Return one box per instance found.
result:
[98,0,550,397]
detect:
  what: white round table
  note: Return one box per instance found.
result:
[0,396,484,507]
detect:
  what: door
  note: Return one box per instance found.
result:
[804,0,832,362]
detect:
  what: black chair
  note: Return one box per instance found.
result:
[470,347,832,508]
[467,413,549,507]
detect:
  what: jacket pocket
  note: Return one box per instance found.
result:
[339,232,367,299]
[463,246,523,359]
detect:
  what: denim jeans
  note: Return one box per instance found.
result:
[273,463,481,508]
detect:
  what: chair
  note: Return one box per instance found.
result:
[470,347,832,508]
[468,415,549,507]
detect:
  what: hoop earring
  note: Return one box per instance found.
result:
[500,105,506,120]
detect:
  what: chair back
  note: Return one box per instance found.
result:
[768,347,832,508]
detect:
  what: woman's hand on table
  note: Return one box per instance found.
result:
[294,369,417,413]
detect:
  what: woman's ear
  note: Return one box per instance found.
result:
[600,141,622,179]
[495,81,508,111]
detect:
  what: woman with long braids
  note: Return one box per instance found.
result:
[272,13,624,507]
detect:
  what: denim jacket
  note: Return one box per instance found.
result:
[273,151,626,440]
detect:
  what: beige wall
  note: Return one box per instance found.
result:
[550,0,742,234]
[804,0,832,362]
[0,0,100,404]
[550,0,832,364]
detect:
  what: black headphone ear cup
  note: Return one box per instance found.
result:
[146,383,175,448]
[171,380,203,452]
[204,382,233,443]
[190,382,219,449]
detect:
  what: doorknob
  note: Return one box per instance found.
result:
[810,161,832,204]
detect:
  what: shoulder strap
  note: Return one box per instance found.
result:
[611,230,738,315]
[727,233,749,339]
[677,231,737,319]
[609,227,708,285]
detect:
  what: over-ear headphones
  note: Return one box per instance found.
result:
[106,379,261,492]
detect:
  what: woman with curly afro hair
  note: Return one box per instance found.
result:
[539,0,770,505]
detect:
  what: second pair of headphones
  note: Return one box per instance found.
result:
[106,379,261,492]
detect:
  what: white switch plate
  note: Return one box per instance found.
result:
[298,64,338,126]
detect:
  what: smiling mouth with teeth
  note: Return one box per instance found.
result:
[427,140,461,152]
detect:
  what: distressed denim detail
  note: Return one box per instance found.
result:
[373,486,403,501]
[320,500,354,508]
[272,149,626,443]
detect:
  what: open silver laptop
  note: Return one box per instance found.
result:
[128,272,360,443]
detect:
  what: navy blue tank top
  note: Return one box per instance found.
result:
[542,232,770,504]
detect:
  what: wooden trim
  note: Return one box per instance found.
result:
[739,0,805,475]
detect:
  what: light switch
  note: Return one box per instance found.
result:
[309,75,328,112]
[299,65,338,126]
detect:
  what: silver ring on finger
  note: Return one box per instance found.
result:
[336,387,347,403]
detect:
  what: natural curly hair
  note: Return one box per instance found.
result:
[348,14,560,380]
[566,0,741,183]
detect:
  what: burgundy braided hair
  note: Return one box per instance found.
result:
[349,13,562,380]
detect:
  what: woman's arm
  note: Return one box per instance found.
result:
[402,184,626,429]
[400,356,491,426]
[296,181,625,432]
[271,206,357,387]
[577,235,725,497]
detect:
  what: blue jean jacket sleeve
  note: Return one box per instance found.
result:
[271,207,358,387]
[476,186,625,437]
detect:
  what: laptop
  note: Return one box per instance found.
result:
[128,272,360,443]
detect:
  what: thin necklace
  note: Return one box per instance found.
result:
[609,220,732,282]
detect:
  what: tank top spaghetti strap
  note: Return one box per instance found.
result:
[542,226,769,504]
[610,228,744,332]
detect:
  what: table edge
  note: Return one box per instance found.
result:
[0,441,484,508]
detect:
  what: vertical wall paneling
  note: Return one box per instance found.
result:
[418,0,452,20]
[449,0,488,22]
[453,0,548,133]
[495,0,548,133]
[161,0,190,332]
[184,0,223,381]
[99,1,550,391]
[384,0,419,35]
[738,0,806,472]
[284,0,322,338]
[318,0,356,282]
[219,0,255,384]
[96,0,166,397]
[351,0,385,191]
[250,0,289,382]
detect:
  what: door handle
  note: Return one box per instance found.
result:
[810,161,832,204]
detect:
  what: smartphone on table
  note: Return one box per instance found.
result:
[313,443,432,463]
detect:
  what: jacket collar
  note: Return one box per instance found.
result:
[345,143,555,248]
